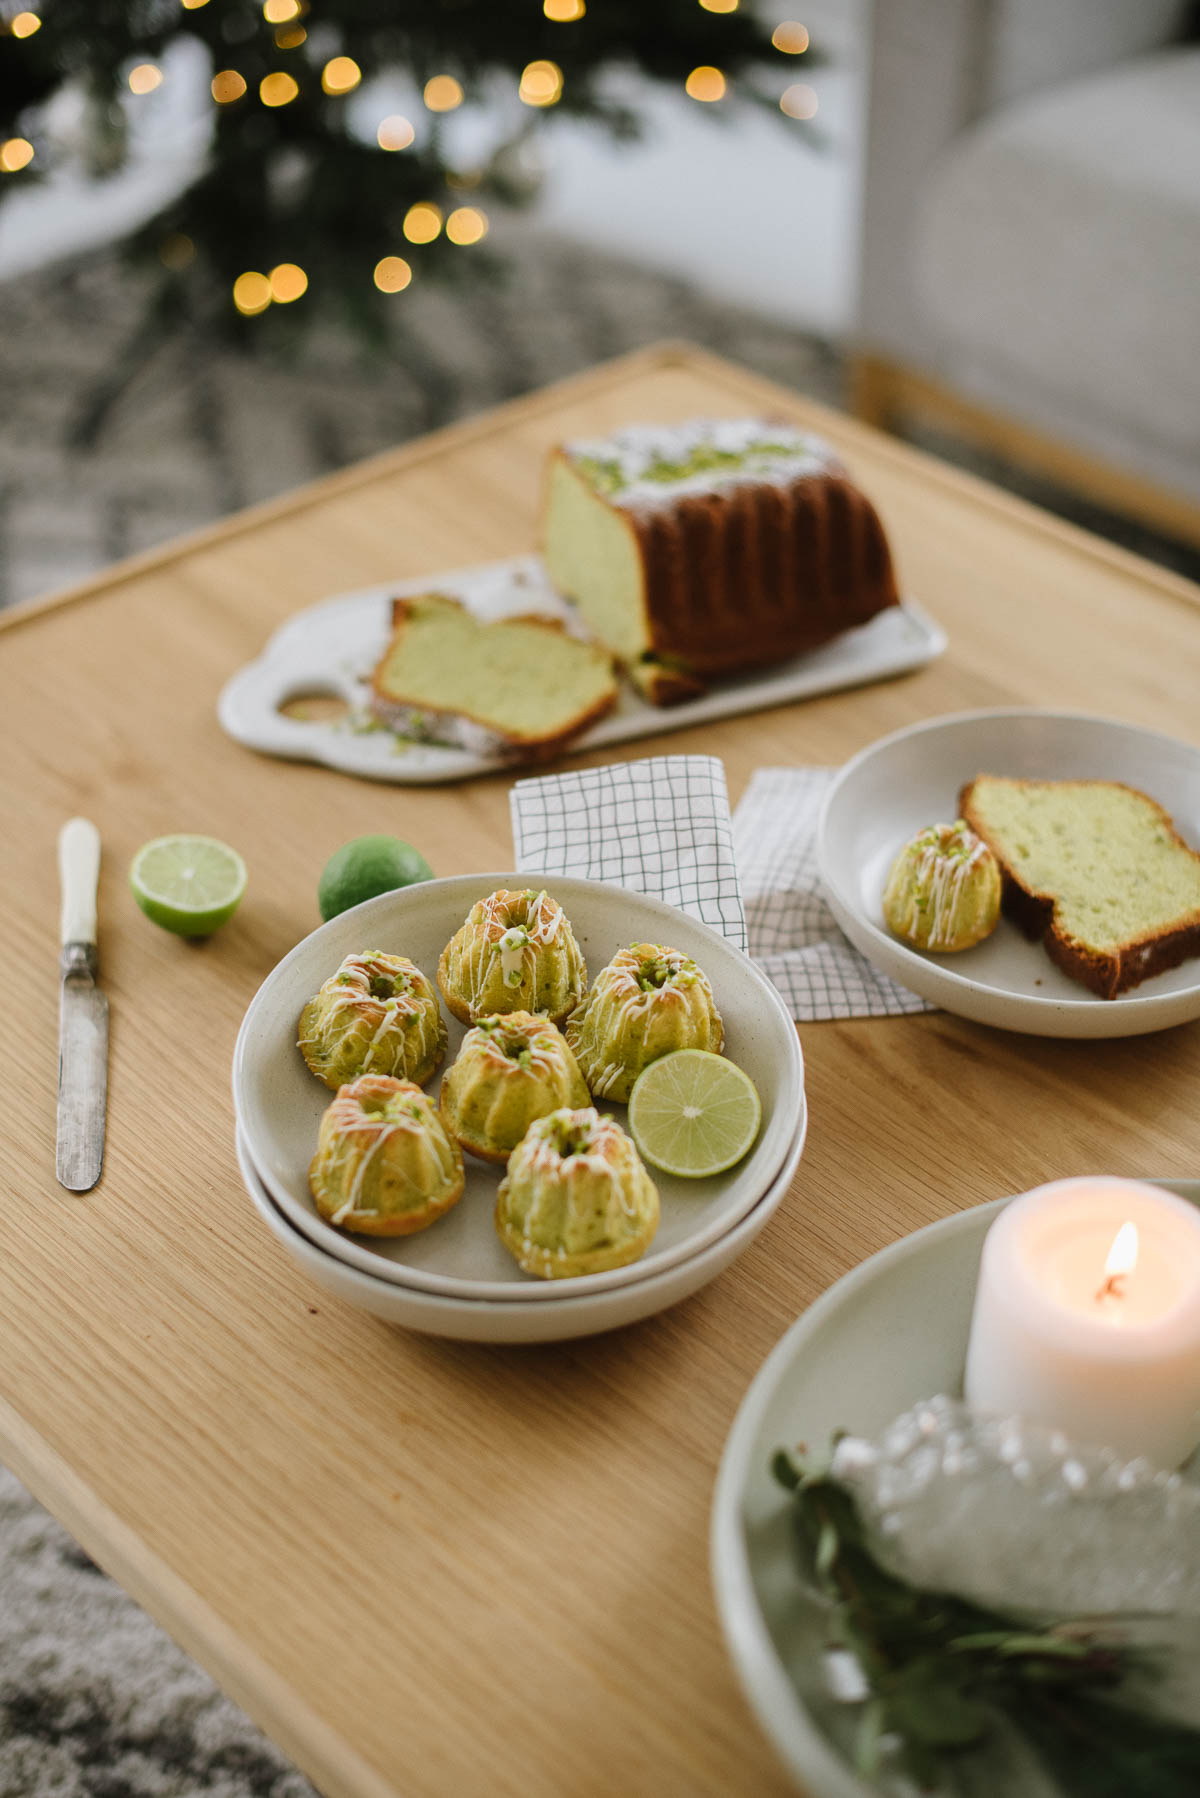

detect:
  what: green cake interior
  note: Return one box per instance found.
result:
[542,456,650,662]
[968,779,1200,952]
[375,593,614,741]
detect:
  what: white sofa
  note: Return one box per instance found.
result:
[855,0,1200,526]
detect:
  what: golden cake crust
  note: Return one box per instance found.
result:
[437,888,587,1026]
[439,1012,590,1163]
[308,1074,465,1236]
[298,951,446,1091]
[494,1106,659,1279]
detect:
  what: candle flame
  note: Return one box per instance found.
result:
[1105,1221,1139,1280]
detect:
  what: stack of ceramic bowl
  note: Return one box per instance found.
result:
[232,873,807,1344]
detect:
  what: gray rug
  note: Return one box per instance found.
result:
[2,225,1196,1798]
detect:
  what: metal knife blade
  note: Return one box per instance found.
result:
[56,819,108,1193]
[57,949,109,1191]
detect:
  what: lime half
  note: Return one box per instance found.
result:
[628,1049,761,1179]
[130,835,247,937]
[318,834,433,922]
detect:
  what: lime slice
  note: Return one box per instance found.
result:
[627,1050,761,1179]
[318,834,433,922]
[130,835,247,937]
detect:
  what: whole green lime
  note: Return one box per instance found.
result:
[318,835,433,922]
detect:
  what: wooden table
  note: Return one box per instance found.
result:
[3,344,1200,1798]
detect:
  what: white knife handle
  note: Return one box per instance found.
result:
[59,818,101,947]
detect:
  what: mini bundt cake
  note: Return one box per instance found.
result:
[298,951,447,1091]
[439,1011,590,1163]
[882,821,1001,953]
[494,1107,659,1279]
[309,1074,464,1236]
[565,943,724,1102]
[438,888,586,1026]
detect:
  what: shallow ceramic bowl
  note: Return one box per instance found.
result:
[710,1180,1200,1796]
[818,708,1200,1037]
[233,873,804,1299]
[236,1110,808,1343]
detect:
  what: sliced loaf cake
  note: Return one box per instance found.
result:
[959,776,1200,998]
[370,593,617,762]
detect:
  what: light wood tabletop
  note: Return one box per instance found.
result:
[3,343,1200,1798]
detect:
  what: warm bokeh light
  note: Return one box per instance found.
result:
[269,261,308,302]
[158,233,195,270]
[377,113,415,151]
[322,56,361,95]
[232,271,272,315]
[260,71,299,106]
[772,21,810,54]
[128,63,164,95]
[275,25,305,47]
[780,81,817,118]
[0,138,34,172]
[374,255,412,293]
[685,65,725,102]
[10,12,40,37]
[519,60,563,106]
[402,202,442,244]
[262,0,299,20]
[446,206,488,245]
[180,0,210,9]
[543,0,584,18]
[699,0,738,11]
[423,74,464,112]
[211,69,247,103]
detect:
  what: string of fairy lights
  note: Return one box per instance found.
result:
[1,0,817,313]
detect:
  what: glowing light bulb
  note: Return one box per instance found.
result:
[402,203,442,244]
[685,66,725,102]
[374,256,412,294]
[211,69,247,103]
[446,206,487,246]
[128,63,164,95]
[772,21,810,54]
[377,114,415,151]
[260,71,299,106]
[519,60,563,107]
[11,12,41,37]
[423,75,464,112]
[233,271,272,316]
[543,0,584,18]
[269,262,308,303]
[0,138,34,172]
[780,81,817,118]
[322,56,361,95]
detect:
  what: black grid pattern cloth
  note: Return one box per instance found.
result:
[510,755,747,950]
[733,767,934,1021]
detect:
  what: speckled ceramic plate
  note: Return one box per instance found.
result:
[216,554,945,784]
[710,1181,1200,1796]
[232,873,805,1300]
[818,709,1200,1037]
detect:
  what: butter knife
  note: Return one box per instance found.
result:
[56,818,109,1192]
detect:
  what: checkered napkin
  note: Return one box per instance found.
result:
[509,755,748,951]
[733,766,933,1020]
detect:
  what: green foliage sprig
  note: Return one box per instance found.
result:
[773,1446,1200,1797]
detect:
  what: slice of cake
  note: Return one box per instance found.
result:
[541,417,899,696]
[959,776,1200,998]
[370,593,617,762]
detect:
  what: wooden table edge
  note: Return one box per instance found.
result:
[0,1389,393,1798]
[1,339,1196,641]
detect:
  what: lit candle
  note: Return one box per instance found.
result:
[964,1178,1200,1467]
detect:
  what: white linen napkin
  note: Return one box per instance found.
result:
[509,755,748,951]
[732,766,933,1021]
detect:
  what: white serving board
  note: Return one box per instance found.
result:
[217,554,946,785]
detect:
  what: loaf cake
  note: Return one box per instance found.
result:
[541,418,899,693]
[370,592,617,760]
[959,776,1200,998]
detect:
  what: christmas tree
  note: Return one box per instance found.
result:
[0,1,819,341]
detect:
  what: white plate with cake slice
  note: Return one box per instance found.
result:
[216,555,945,784]
[818,708,1200,1037]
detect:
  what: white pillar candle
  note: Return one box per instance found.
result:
[964,1178,1200,1468]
